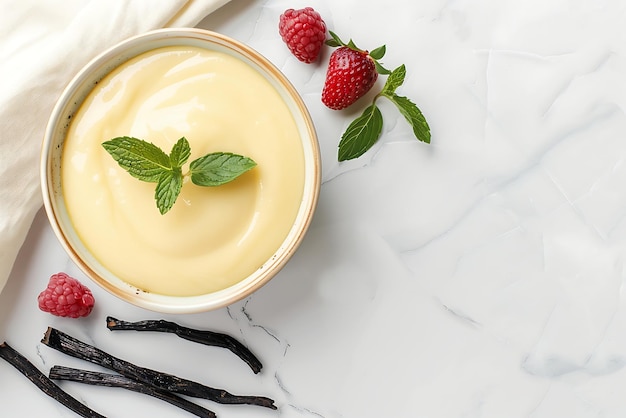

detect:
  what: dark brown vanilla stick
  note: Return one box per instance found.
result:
[42,327,276,410]
[106,316,263,374]
[0,342,105,418]
[49,366,216,418]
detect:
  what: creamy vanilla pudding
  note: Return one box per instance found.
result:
[60,44,305,297]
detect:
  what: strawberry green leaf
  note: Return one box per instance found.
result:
[338,104,384,161]
[155,168,183,215]
[387,94,431,144]
[369,45,386,60]
[169,137,191,168]
[190,152,257,187]
[325,31,365,52]
[346,39,359,50]
[102,136,171,182]
[325,31,344,47]
[380,64,406,96]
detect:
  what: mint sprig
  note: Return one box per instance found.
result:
[102,136,256,215]
[101,136,172,182]
[189,153,258,187]
[337,64,431,161]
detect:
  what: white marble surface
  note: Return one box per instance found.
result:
[3,0,626,416]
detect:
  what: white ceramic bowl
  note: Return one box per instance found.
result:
[41,29,320,314]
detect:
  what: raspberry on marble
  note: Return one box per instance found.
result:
[279,7,327,63]
[38,272,95,318]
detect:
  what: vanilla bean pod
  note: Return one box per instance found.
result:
[0,342,105,418]
[42,327,276,409]
[106,316,262,374]
[49,366,216,418]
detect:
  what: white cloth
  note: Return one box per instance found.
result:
[0,0,230,295]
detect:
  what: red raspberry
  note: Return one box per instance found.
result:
[38,273,95,318]
[279,7,327,63]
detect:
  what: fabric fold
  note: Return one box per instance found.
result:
[0,0,230,295]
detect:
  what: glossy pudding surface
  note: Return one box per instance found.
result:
[61,45,305,296]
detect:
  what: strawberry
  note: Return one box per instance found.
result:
[38,272,95,318]
[321,47,378,110]
[321,31,388,110]
[279,7,327,64]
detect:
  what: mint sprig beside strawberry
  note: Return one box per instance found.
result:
[323,31,431,161]
[102,136,256,215]
[338,63,431,161]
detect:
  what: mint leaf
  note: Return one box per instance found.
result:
[155,168,183,215]
[338,104,384,161]
[387,94,431,144]
[380,64,406,96]
[169,137,191,168]
[102,136,170,182]
[190,152,257,187]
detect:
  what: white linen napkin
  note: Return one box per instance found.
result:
[0,0,230,295]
